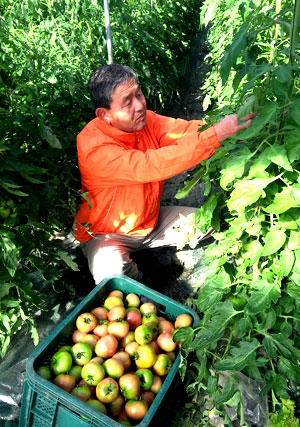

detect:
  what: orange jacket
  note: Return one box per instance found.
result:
[73,110,220,242]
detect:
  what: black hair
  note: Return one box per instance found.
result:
[88,64,139,109]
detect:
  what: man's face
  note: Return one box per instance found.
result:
[98,80,147,133]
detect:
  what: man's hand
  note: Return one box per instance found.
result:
[213,113,256,142]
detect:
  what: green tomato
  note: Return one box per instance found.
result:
[81,362,105,386]
[36,366,51,381]
[228,296,247,310]
[134,324,153,345]
[50,351,72,376]
[71,342,93,366]
[135,369,153,390]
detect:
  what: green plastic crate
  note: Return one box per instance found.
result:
[19,274,200,427]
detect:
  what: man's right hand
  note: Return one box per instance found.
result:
[213,113,256,142]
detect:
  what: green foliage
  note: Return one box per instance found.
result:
[0,0,202,357]
[270,399,300,426]
[176,0,300,424]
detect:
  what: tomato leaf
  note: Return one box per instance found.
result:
[0,235,18,277]
[245,280,281,315]
[261,229,286,256]
[56,251,80,271]
[213,338,261,371]
[264,187,298,214]
[227,177,272,212]
[194,193,221,233]
[280,247,295,276]
[248,240,263,265]
[262,145,293,171]
[262,334,300,365]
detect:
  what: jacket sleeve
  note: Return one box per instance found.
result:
[80,123,221,188]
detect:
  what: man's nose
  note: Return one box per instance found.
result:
[134,97,144,111]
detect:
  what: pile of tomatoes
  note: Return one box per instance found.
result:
[36,289,193,426]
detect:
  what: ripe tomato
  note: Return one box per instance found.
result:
[112,351,131,371]
[125,399,148,421]
[96,378,119,403]
[86,399,107,414]
[108,290,124,300]
[135,344,157,369]
[36,366,51,381]
[95,334,118,358]
[157,332,177,352]
[140,302,157,315]
[135,369,153,391]
[134,324,153,345]
[91,306,108,320]
[148,340,160,355]
[82,333,99,351]
[109,394,124,417]
[108,320,129,340]
[93,320,109,338]
[103,358,124,379]
[119,373,140,399]
[174,313,193,328]
[125,293,140,308]
[50,350,72,375]
[158,320,174,334]
[72,329,87,343]
[120,331,135,348]
[126,310,142,330]
[54,374,76,393]
[69,365,82,381]
[107,305,126,322]
[90,356,104,365]
[76,312,97,333]
[153,354,172,376]
[141,390,155,406]
[125,341,139,357]
[150,375,162,394]
[104,296,124,311]
[81,361,105,386]
[71,342,93,366]
[71,385,92,402]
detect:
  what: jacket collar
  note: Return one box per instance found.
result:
[95,117,140,147]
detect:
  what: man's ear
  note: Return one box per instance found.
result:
[96,107,111,124]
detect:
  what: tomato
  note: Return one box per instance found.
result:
[125,399,148,421]
[174,313,193,329]
[76,312,97,333]
[134,324,153,345]
[50,351,72,375]
[103,358,124,379]
[125,293,140,308]
[0,207,10,218]
[118,410,131,423]
[71,385,92,402]
[228,296,247,310]
[126,307,141,314]
[69,365,82,381]
[142,312,158,325]
[57,345,72,354]
[157,332,177,352]
[141,390,155,406]
[81,361,105,386]
[135,344,157,369]
[120,331,135,348]
[166,351,176,362]
[95,334,118,358]
[96,378,119,403]
[104,296,124,311]
[72,330,87,343]
[36,366,51,381]
[119,420,132,426]
[93,320,109,338]
[150,375,162,394]
[86,399,107,414]
[140,302,157,315]
[107,305,126,322]
[108,290,124,300]
[78,380,96,398]
[144,321,158,339]
[153,354,172,376]
[82,333,99,351]
[90,356,104,365]
[108,320,129,340]
[112,351,131,371]
[119,373,140,399]
[135,369,153,390]
[54,374,76,393]
[71,342,93,366]
[158,320,174,334]
[149,340,160,355]
[108,395,124,417]
[126,310,142,330]
[91,306,108,320]
[125,341,139,357]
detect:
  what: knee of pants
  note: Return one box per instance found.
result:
[87,245,139,284]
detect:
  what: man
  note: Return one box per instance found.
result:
[74,64,254,285]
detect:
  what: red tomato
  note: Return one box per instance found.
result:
[54,374,76,393]
[71,385,91,402]
[76,312,97,333]
[91,306,108,320]
[93,320,109,338]
[134,324,153,345]
[96,378,119,403]
[81,362,105,386]
[95,334,118,358]
[150,375,162,394]
[107,305,126,322]
[141,390,155,406]
[108,320,129,340]
[81,333,99,351]
[119,373,140,399]
[125,293,140,308]
[158,319,174,334]
[108,290,124,300]
[140,302,157,315]
[71,342,93,366]
[153,354,172,376]
[175,313,193,328]
[112,351,131,371]
[157,332,177,352]
[125,399,148,421]
[135,344,157,369]
[148,340,160,355]
[109,394,124,417]
[126,310,142,330]
[103,358,124,379]
[72,330,87,343]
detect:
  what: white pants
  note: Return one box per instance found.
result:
[81,206,212,285]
